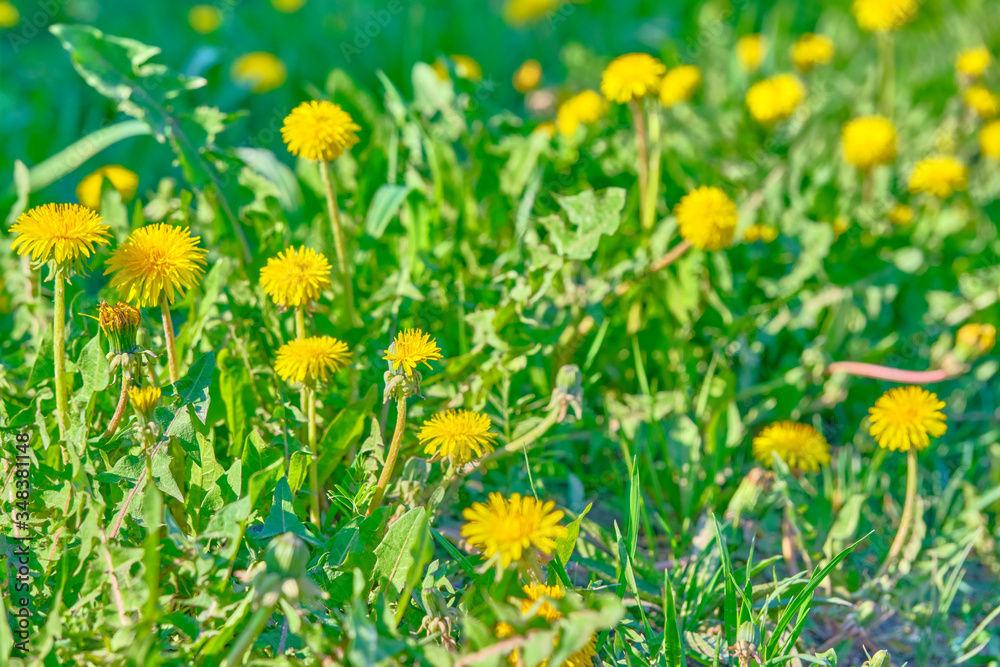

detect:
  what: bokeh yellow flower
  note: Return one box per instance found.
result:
[908,156,967,198]
[963,85,1000,119]
[76,165,139,211]
[231,52,287,93]
[419,410,496,466]
[658,65,701,107]
[282,100,361,162]
[503,0,559,26]
[496,585,598,667]
[271,0,306,12]
[980,120,1000,159]
[460,492,567,568]
[832,216,850,238]
[852,0,918,32]
[105,223,207,307]
[129,386,161,417]
[259,246,333,308]
[556,90,607,137]
[744,224,778,243]
[10,203,112,271]
[736,35,768,72]
[956,46,991,79]
[841,116,897,170]
[433,55,482,81]
[188,5,222,34]
[0,1,19,28]
[513,59,543,93]
[274,336,350,384]
[98,301,141,355]
[674,186,738,250]
[383,329,443,376]
[752,421,831,473]
[868,386,946,452]
[534,121,557,138]
[601,53,666,104]
[888,204,914,225]
[745,74,804,124]
[790,34,835,72]
[955,323,996,358]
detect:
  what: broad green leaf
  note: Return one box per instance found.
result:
[174,352,215,423]
[365,184,413,238]
[539,188,625,260]
[373,507,430,603]
[317,386,377,484]
[554,502,592,563]
[260,477,316,544]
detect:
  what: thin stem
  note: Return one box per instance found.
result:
[612,240,692,298]
[826,361,951,384]
[781,504,799,573]
[53,273,69,439]
[98,527,130,626]
[880,449,919,574]
[318,160,356,328]
[642,103,662,231]
[306,385,320,525]
[221,603,277,667]
[862,169,874,205]
[630,100,650,228]
[160,296,180,384]
[878,31,895,118]
[367,396,408,516]
[102,373,132,439]
[295,305,306,340]
[109,437,166,539]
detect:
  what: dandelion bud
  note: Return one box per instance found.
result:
[98,301,141,356]
[129,386,161,421]
[955,323,996,360]
[265,532,310,577]
[863,650,891,667]
[736,621,761,645]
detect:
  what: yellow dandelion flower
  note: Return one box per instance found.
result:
[503,0,560,27]
[908,156,968,198]
[888,204,914,225]
[980,120,1000,159]
[744,223,778,243]
[460,492,567,568]
[601,53,666,104]
[752,421,831,473]
[76,165,139,211]
[433,55,483,82]
[271,0,306,12]
[745,74,805,124]
[868,386,947,452]
[852,0,917,32]
[419,410,496,466]
[556,90,607,137]
[129,386,161,417]
[274,336,350,384]
[382,328,443,376]
[9,203,112,271]
[0,2,19,28]
[98,301,141,355]
[659,65,701,107]
[282,100,361,162]
[956,323,996,358]
[832,216,850,238]
[534,121,557,138]
[188,5,223,34]
[963,85,1000,119]
[520,583,565,622]
[104,223,207,307]
[259,246,333,308]
[674,186,738,251]
[231,52,287,93]
[513,59,543,93]
[841,116,897,170]
[956,46,991,79]
[790,33,835,72]
[736,34,768,72]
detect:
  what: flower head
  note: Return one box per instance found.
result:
[743,224,778,243]
[556,90,607,137]
[601,53,666,104]
[752,421,831,473]
[433,55,482,81]
[790,33,835,72]
[963,85,1000,119]
[888,204,914,225]
[10,203,112,273]
[419,410,496,466]
[956,46,992,79]
[519,583,565,621]
[383,329,443,376]
[852,0,918,32]
[259,246,333,308]
[188,5,222,33]
[461,492,567,568]
[282,100,361,162]
[908,156,968,198]
[231,52,287,93]
[745,74,804,124]
[980,120,1000,159]
[955,323,996,358]
[503,0,559,26]
[0,2,19,28]
[274,336,350,384]
[737,35,768,72]
[105,223,207,307]
[841,116,897,170]
[129,385,161,418]
[76,165,139,211]
[98,301,141,355]
[272,0,306,12]
[674,186,738,251]
[868,386,947,452]
[659,65,701,107]
[513,59,542,93]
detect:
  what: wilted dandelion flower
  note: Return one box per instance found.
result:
[9,203,112,272]
[956,46,991,79]
[752,421,831,473]
[383,329,443,376]
[556,90,607,137]
[790,33,835,72]
[956,323,996,357]
[105,223,207,307]
[736,34,768,72]
[908,156,968,198]
[601,53,666,104]
[852,0,917,32]
[745,74,804,124]
[659,65,701,107]
[282,100,361,162]
[841,116,897,170]
[433,55,482,81]
[674,186,738,250]
[963,85,1000,119]
[274,336,350,384]
[419,410,496,466]
[259,246,333,308]
[0,1,19,28]
[271,0,306,12]
[188,5,222,34]
[888,204,914,225]
[744,224,778,243]
[231,52,287,93]
[980,120,1000,159]
[868,386,946,452]
[129,385,161,417]
[503,0,559,26]
[460,492,567,568]
[513,59,542,93]
[98,301,141,355]
[76,165,139,211]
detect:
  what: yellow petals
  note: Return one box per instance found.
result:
[868,386,946,452]
[282,100,361,162]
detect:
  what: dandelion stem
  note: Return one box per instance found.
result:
[368,396,407,516]
[642,104,662,231]
[53,272,70,439]
[318,160,356,328]
[826,361,952,384]
[612,240,692,297]
[160,297,180,384]
[103,373,132,439]
[306,385,320,526]
[862,169,874,205]
[881,448,919,573]
[630,100,650,228]
[221,602,277,667]
[877,31,895,117]
[295,306,306,340]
